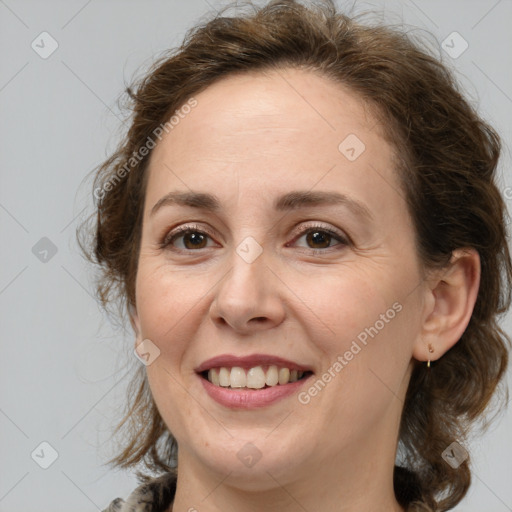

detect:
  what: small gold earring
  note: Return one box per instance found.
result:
[427,343,434,368]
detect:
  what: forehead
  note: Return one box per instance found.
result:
[145,67,402,216]
[152,67,384,159]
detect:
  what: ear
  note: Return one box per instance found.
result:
[412,248,481,363]
[128,302,143,346]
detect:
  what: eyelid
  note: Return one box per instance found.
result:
[160,222,217,248]
[288,221,350,245]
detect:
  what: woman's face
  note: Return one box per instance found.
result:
[132,68,428,488]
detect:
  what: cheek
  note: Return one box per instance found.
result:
[304,269,414,400]
[313,306,414,444]
[297,267,396,349]
[145,361,198,444]
[135,263,208,340]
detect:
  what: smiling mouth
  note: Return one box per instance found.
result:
[200,365,313,390]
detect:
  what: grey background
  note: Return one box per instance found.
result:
[1,0,511,510]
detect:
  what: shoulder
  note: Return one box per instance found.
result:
[102,472,177,512]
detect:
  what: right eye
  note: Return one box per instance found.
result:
[160,224,218,252]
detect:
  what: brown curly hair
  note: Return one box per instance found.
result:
[77,1,512,510]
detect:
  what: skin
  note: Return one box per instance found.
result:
[130,67,480,512]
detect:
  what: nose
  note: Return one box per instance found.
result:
[209,246,286,334]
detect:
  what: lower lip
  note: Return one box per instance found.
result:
[199,374,312,409]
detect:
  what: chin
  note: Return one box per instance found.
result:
[182,428,311,490]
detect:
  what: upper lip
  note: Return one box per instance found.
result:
[195,354,313,373]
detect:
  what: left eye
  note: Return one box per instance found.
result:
[161,225,348,252]
[292,227,347,251]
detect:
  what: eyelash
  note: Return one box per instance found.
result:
[159,222,350,255]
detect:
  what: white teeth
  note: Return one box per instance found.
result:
[209,368,220,386]
[206,365,308,388]
[219,367,230,387]
[265,365,279,386]
[247,366,266,389]
[230,367,246,388]
[278,367,290,385]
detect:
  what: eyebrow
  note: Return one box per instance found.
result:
[150,190,373,222]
